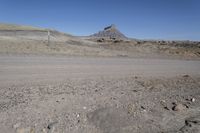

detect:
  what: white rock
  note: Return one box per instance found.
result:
[191,98,195,102]
[13,123,21,129]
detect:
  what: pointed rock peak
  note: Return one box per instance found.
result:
[91,24,128,39]
[104,24,116,30]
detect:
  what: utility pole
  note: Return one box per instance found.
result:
[47,30,50,45]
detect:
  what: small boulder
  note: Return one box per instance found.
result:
[172,103,186,111]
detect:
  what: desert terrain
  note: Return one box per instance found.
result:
[0,24,200,133]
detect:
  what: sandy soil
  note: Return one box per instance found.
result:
[0,56,200,133]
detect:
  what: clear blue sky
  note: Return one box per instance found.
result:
[0,0,199,41]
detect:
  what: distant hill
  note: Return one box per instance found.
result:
[90,24,128,39]
[0,23,74,42]
[0,23,46,31]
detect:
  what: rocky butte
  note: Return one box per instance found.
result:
[91,24,128,40]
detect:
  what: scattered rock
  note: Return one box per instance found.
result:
[127,104,135,114]
[160,100,167,106]
[178,115,200,133]
[42,128,47,133]
[172,102,177,105]
[13,123,21,129]
[47,121,58,133]
[141,106,146,110]
[164,106,170,110]
[132,90,138,92]
[172,103,186,111]
[191,98,195,102]
[186,97,195,103]
[110,97,116,100]
[186,117,200,125]
[183,74,190,78]
[160,100,166,103]
[160,100,170,110]
[16,127,35,133]
[140,106,147,112]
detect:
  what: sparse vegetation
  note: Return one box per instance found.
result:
[0,23,199,59]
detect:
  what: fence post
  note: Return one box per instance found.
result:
[47,30,50,45]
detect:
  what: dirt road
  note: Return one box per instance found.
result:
[0,56,200,87]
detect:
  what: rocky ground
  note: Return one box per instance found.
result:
[0,75,200,133]
[0,56,200,133]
